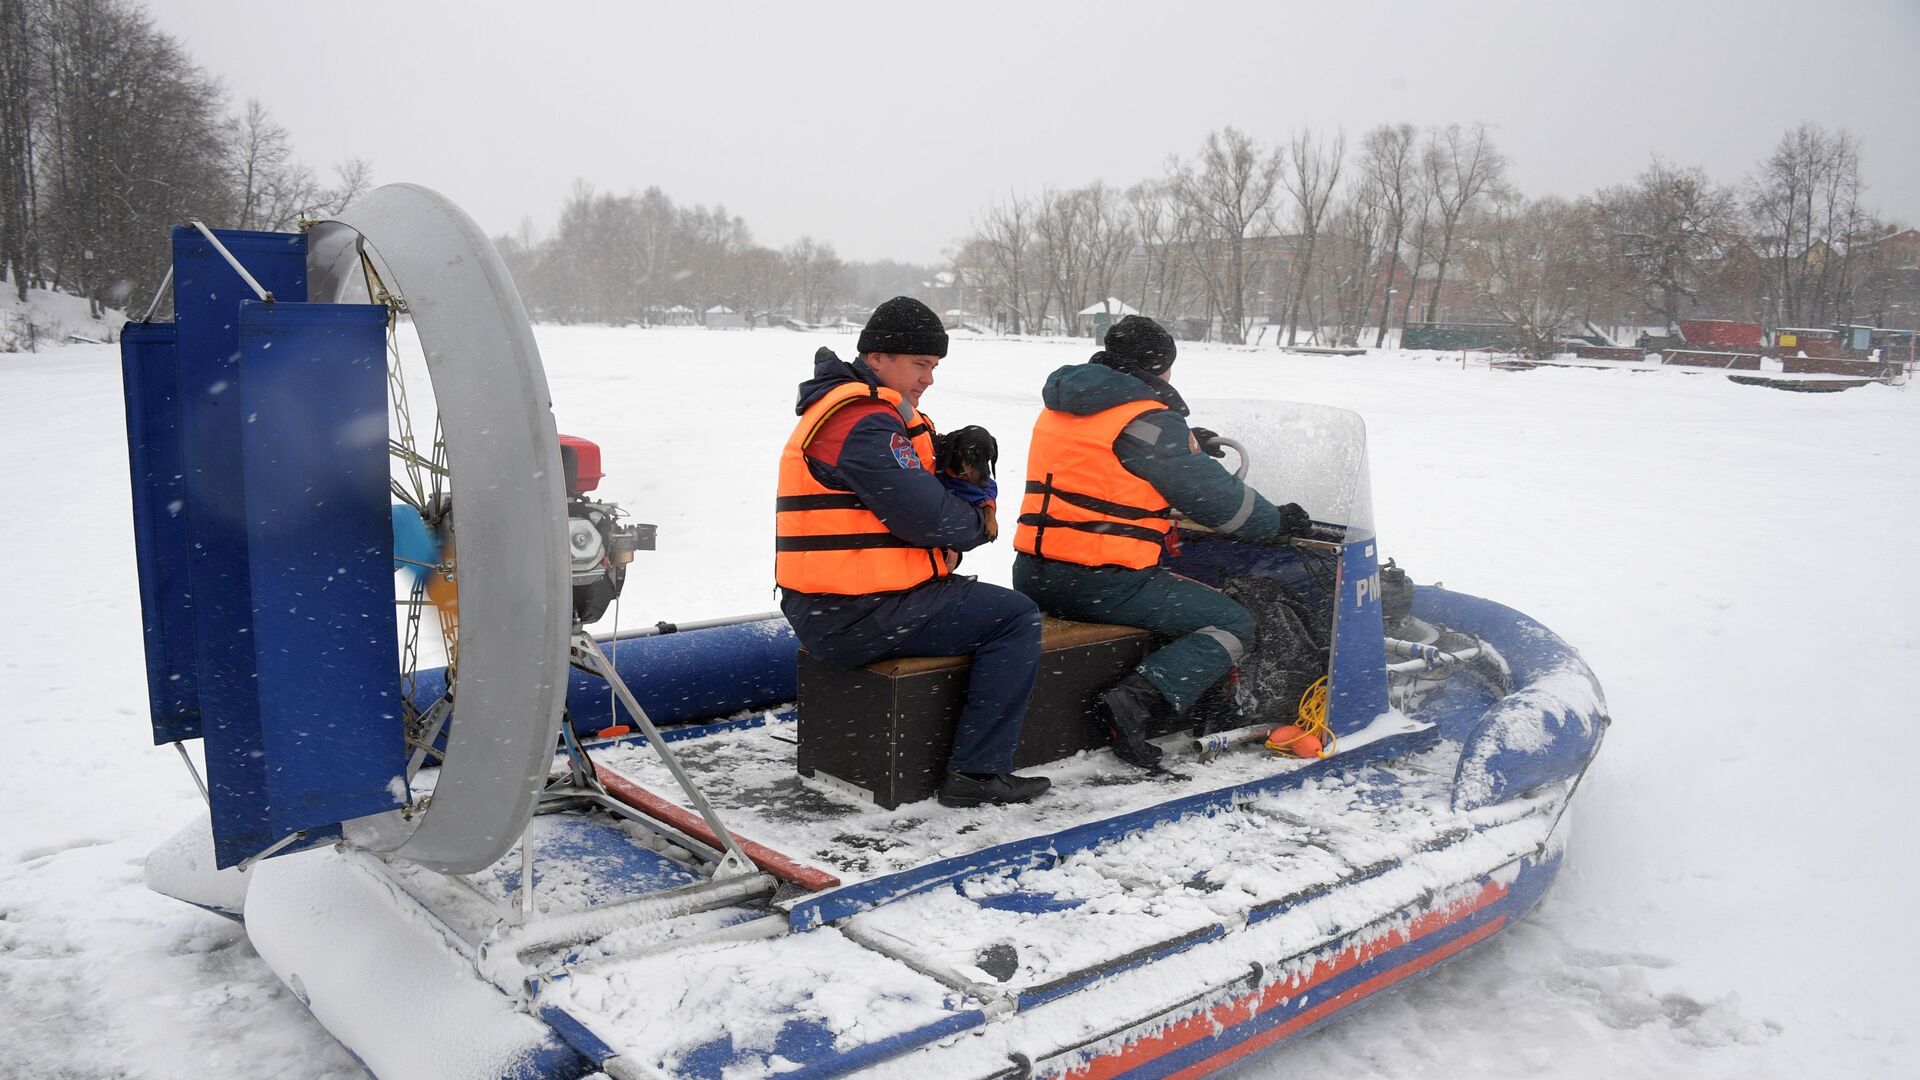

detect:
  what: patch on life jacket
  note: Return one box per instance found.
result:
[890,432,923,470]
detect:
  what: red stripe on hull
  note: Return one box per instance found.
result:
[593,763,842,892]
[1167,918,1505,1079]
[1065,880,1510,1080]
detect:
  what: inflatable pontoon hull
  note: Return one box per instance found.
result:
[228,585,1602,1080]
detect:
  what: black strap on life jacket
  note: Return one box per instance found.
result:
[775,493,867,512]
[1018,476,1172,548]
[773,494,945,578]
[1022,479,1171,521]
[775,532,919,552]
[1015,514,1168,544]
[776,491,907,551]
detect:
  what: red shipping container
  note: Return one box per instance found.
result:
[1677,320,1764,349]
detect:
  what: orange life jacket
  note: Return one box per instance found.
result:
[1014,399,1173,570]
[775,382,952,595]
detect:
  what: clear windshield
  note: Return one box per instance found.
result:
[1188,400,1375,543]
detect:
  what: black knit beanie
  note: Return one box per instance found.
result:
[857,296,949,358]
[1095,315,1177,375]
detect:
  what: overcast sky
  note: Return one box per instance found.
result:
[143,0,1919,264]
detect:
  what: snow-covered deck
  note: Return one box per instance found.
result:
[585,709,1429,887]
[536,724,1569,1078]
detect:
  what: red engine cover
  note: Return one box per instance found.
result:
[557,434,604,495]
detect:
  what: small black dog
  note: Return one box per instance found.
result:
[934,425,998,484]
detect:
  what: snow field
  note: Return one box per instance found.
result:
[0,324,1914,1077]
[0,279,124,350]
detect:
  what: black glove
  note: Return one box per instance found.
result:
[935,425,998,483]
[1190,426,1227,458]
[1277,502,1314,539]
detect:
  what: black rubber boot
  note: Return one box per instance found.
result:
[1098,673,1168,769]
[938,771,1052,808]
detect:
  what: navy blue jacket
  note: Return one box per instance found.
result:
[780,348,994,650]
[1038,362,1284,543]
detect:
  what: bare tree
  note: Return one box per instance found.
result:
[1595,157,1739,330]
[313,157,371,217]
[38,0,232,316]
[1169,128,1284,343]
[1749,123,1865,327]
[1071,182,1135,317]
[727,245,789,321]
[1394,138,1441,341]
[221,100,370,232]
[1420,123,1505,323]
[627,185,678,317]
[225,99,303,230]
[528,183,776,324]
[1026,182,1135,331]
[0,0,364,330]
[492,215,545,317]
[785,235,844,322]
[1279,127,1345,344]
[679,202,751,312]
[1124,179,1194,322]
[971,192,1047,333]
[541,180,596,322]
[1318,180,1384,346]
[1030,186,1079,332]
[1,0,38,300]
[1359,124,1418,346]
[1464,194,1604,360]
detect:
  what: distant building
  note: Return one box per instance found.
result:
[1852,228,1920,331]
[703,305,747,330]
[1075,297,1141,338]
[1862,227,1920,269]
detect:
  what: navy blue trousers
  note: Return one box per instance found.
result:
[792,578,1041,774]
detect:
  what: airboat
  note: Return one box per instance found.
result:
[122,185,1607,1079]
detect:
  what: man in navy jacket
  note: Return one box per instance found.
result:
[778,298,1049,807]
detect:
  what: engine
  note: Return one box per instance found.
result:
[559,435,652,625]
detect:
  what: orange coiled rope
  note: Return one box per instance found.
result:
[1265,675,1334,759]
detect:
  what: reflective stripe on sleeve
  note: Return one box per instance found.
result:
[1121,418,1166,446]
[1219,485,1257,534]
[1196,625,1247,663]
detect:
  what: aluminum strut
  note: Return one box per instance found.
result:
[171,741,210,804]
[140,266,174,323]
[188,221,273,302]
[569,631,756,880]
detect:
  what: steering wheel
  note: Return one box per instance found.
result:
[1208,435,1250,480]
